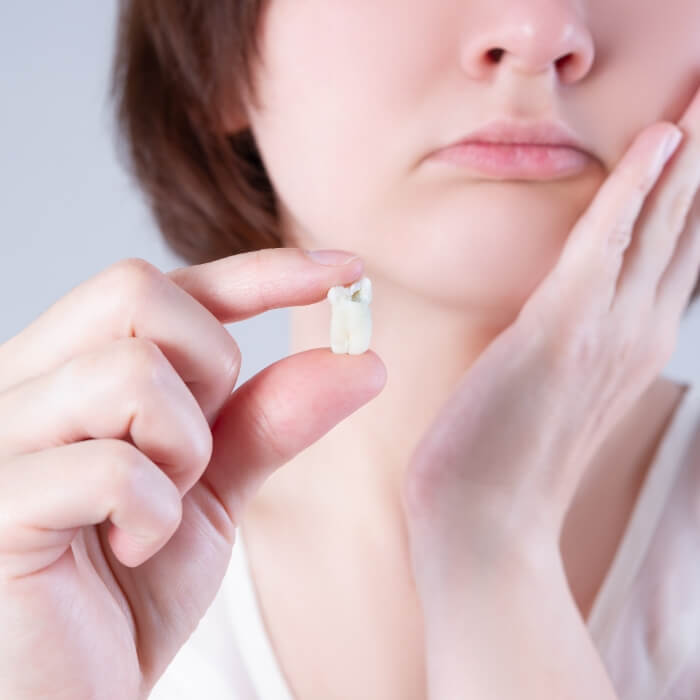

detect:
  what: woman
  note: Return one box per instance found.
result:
[0,0,699,698]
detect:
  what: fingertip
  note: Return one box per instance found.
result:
[108,524,149,568]
[367,350,388,392]
[324,346,387,391]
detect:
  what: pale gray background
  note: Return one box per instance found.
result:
[0,1,289,386]
[1,1,699,390]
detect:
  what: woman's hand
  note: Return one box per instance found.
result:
[0,249,386,700]
[401,83,700,700]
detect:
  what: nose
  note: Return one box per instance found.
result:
[460,1,595,84]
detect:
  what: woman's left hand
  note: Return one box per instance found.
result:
[400,86,700,699]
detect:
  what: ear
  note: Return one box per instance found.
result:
[218,89,252,134]
[221,108,250,134]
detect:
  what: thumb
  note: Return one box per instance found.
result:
[202,347,387,521]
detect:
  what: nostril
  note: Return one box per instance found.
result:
[556,53,575,71]
[487,48,505,63]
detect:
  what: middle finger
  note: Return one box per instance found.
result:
[613,83,700,313]
[0,250,364,426]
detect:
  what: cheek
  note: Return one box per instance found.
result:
[246,9,396,232]
[248,0,700,313]
[247,0,454,230]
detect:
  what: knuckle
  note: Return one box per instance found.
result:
[611,331,639,370]
[154,478,183,534]
[653,323,679,368]
[162,490,184,535]
[627,164,656,197]
[609,312,647,366]
[191,420,214,472]
[119,337,171,388]
[103,438,148,503]
[605,178,647,250]
[112,337,213,474]
[610,320,665,378]
[248,392,288,462]
[607,215,635,251]
[666,185,696,230]
[615,165,649,202]
[250,249,284,309]
[104,258,165,315]
[108,257,162,293]
[219,332,243,390]
[546,321,602,374]
[636,172,656,196]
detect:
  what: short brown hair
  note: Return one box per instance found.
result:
[110,0,280,266]
[109,1,700,313]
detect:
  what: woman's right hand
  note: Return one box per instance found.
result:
[0,249,386,700]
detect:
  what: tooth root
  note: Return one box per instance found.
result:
[327,276,373,355]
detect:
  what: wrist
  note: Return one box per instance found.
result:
[418,546,617,700]
[411,513,563,624]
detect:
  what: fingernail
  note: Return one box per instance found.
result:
[304,249,361,266]
[660,127,684,161]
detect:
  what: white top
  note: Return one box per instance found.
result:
[150,381,700,700]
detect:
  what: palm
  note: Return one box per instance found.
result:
[5,480,235,700]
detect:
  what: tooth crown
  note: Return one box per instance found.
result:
[327,276,372,355]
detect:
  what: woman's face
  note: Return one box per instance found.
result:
[231,0,700,318]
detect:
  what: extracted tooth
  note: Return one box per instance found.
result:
[327,276,372,355]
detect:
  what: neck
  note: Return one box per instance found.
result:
[244,261,529,536]
[241,258,685,556]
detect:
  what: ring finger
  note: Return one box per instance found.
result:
[0,337,213,495]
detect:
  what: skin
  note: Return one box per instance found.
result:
[222,0,700,697]
[402,100,700,697]
[0,251,385,699]
[0,3,697,699]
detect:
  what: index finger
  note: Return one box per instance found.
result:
[0,247,364,424]
[166,247,363,323]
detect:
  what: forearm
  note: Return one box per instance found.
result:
[421,537,620,700]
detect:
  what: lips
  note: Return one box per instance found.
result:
[440,118,590,155]
[430,142,591,179]
[425,118,593,179]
